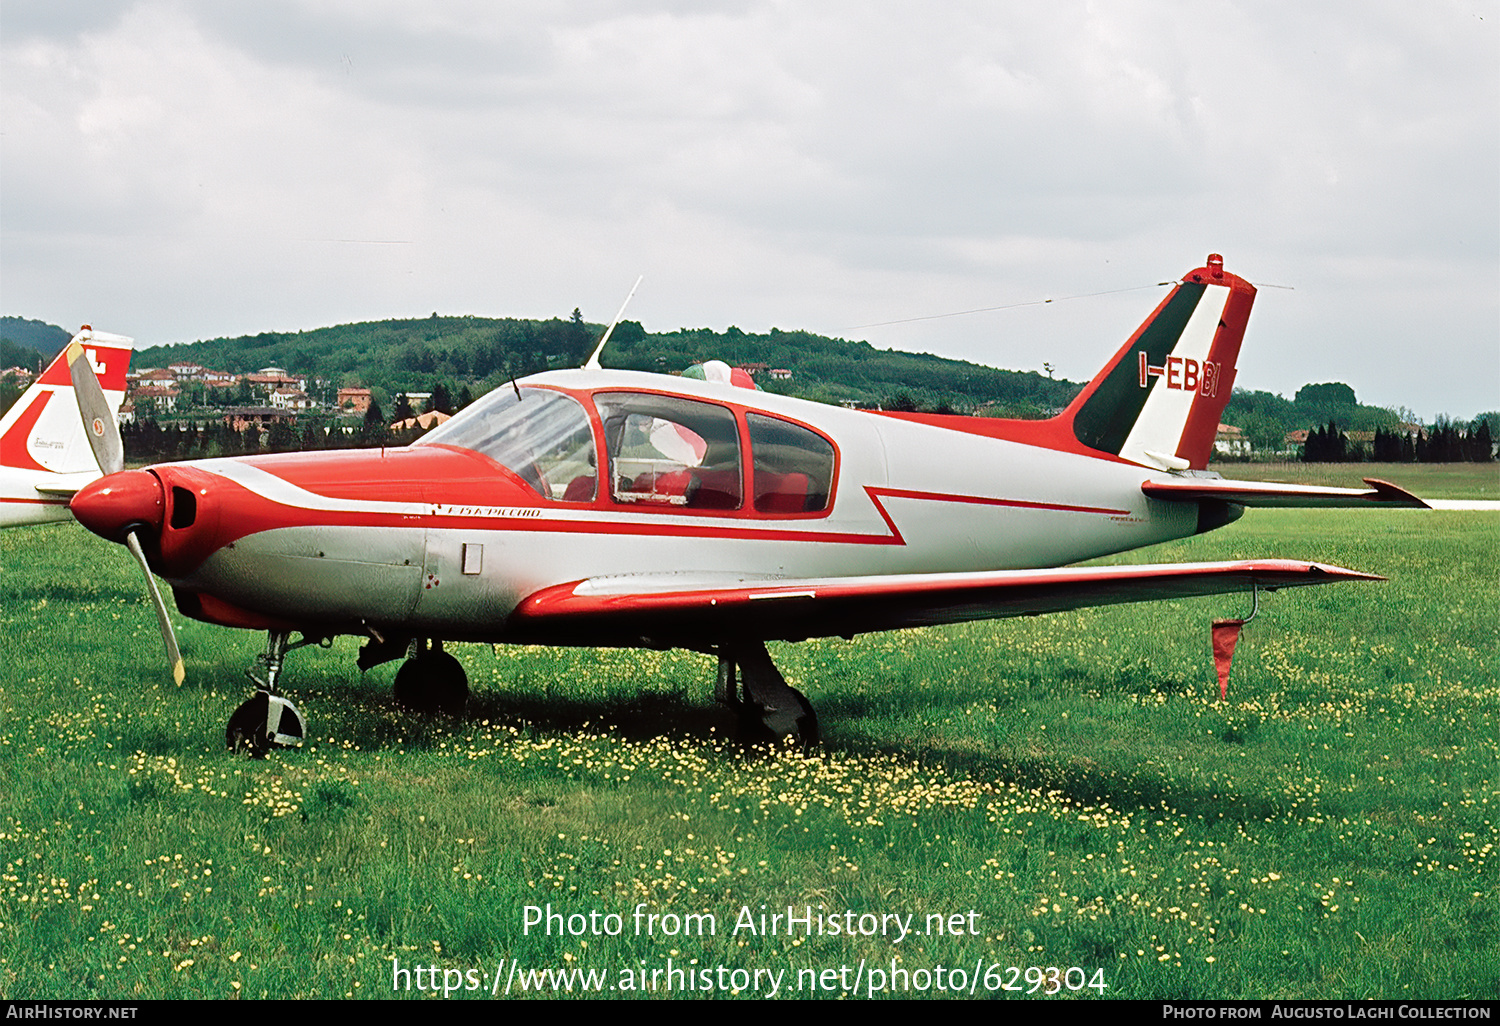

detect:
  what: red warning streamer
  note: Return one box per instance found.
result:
[1211,618,1247,700]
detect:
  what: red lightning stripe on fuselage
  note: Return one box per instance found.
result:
[148,453,1132,579]
[861,488,1130,547]
[0,497,70,507]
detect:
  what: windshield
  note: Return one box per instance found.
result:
[417,387,597,501]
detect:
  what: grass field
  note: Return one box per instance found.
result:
[0,489,1494,1000]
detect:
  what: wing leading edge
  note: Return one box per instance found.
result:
[508,559,1382,646]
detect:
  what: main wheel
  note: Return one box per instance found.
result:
[394,651,469,714]
[737,685,819,747]
[425,651,469,714]
[393,658,429,712]
[727,642,820,748]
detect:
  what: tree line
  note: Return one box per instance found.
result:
[1302,419,1493,463]
[118,311,1083,419]
[5,313,1493,456]
[118,401,437,463]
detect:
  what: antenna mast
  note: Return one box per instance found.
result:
[584,275,644,370]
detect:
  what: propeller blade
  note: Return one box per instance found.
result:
[125,530,185,685]
[63,329,178,683]
[67,338,125,476]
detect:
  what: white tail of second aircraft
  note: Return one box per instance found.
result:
[0,327,134,527]
[1,327,134,474]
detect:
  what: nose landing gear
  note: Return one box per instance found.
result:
[226,690,306,757]
[227,630,312,756]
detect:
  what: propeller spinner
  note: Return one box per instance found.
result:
[67,336,185,685]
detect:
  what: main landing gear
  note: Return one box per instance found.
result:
[715,640,819,746]
[357,634,470,714]
[227,630,310,756]
[392,639,469,715]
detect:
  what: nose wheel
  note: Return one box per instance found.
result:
[226,630,315,756]
[227,690,306,756]
[393,640,469,714]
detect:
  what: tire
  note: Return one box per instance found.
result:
[393,657,434,713]
[426,651,470,715]
[393,651,469,715]
[226,693,271,756]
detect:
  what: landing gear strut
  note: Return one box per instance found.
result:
[716,640,819,746]
[226,630,310,756]
[393,639,469,714]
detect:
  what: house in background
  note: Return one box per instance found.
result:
[337,387,373,414]
[1213,423,1251,458]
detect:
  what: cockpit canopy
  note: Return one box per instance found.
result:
[418,384,835,513]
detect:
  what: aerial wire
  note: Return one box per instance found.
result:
[845,282,1174,331]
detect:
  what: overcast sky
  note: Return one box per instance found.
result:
[2,1,1495,419]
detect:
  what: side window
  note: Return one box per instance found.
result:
[594,393,742,510]
[748,413,835,514]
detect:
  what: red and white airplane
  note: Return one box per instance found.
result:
[65,256,1425,751]
[0,328,134,527]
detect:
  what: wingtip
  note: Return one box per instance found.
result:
[1362,478,1431,509]
[1309,562,1386,583]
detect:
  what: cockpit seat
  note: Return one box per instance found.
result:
[686,468,740,509]
[754,471,811,513]
[561,475,596,502]
[624,469,694,503]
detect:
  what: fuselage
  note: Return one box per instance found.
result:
[73,368,1204,643]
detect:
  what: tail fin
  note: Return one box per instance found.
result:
[1063,254,1255,471]
[0,327,134,474]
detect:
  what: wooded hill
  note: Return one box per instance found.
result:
[125,312,1084,416]
[0,317,71,372]
[4,313,1495,446]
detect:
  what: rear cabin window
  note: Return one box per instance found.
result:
[747,413,835,514]
[594,393,743,510]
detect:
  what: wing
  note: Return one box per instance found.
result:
[507,559,1382,646]
[1143,476,1428,508]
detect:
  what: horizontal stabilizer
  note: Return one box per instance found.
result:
[1143,477,1429,508]
[32,471,104,497]
[508,559,1382,646]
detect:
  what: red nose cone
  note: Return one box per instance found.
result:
[70,470,164,541]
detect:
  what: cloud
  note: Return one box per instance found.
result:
[2,0,1494,417]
